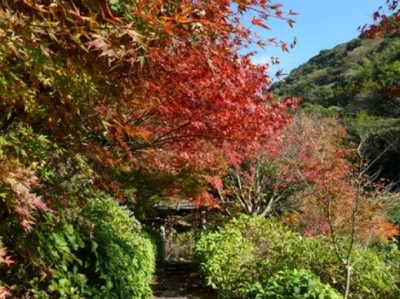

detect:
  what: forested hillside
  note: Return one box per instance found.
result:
[271,34,400,182]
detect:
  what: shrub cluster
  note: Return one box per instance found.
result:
[3,196,156,298]
[81,197,156,298]
[194,215,399,298]
[249,269,342,299]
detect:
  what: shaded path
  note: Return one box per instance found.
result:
[151,262,215,299]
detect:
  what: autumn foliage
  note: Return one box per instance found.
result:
[0,0,296,198]
[360,0,400,38]
[276,114,397,243]
[1,0,398,297]
[0,0,299,295]
[214,111,398,243]
[0,3,296,203]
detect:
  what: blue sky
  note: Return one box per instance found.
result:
[248,0,384,77]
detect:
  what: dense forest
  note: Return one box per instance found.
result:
[0,1,399,299]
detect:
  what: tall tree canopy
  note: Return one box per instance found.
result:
[0,0,296,227]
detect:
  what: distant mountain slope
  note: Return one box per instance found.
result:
[271,34,400,183]
[271,35,400,117]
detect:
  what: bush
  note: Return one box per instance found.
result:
[81,197,156,298]
[194,215,300,297]
[294,237,400,298]
[29,214,88,299]
[249,269,343,299]
[6,195,156,299]
[3,212,89,299]
[194,214,399,298]
[194,226,254,296]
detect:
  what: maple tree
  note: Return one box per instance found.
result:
[0,0,296,208]
[360,0,400,38]
[212,123,304,217]
[279,114,396,242]
[214,152,303,217]
[0,0,298,254]
[283,114,398,299]
[0,0,297,296]
[215,111,398,242]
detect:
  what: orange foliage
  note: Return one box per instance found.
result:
[287,115,396,243]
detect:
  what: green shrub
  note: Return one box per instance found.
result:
[248,268,343,299]
[9,196,156,299]
[195,226,254,296]
[194,215,299,297]
[42,227,86,298]
[81,197,156,299]
[194,214,399,298]
[19,213,89,299]
[293,237,400,298]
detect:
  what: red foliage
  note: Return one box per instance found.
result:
[0,0,298,217]
[360,1,400,38]
[0,245,13,297]
[193,192,220,208]
[78,1,299,188]
[252,17,270,29]
[124,46,296,169]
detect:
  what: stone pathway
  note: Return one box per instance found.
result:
[151,262,215,299]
